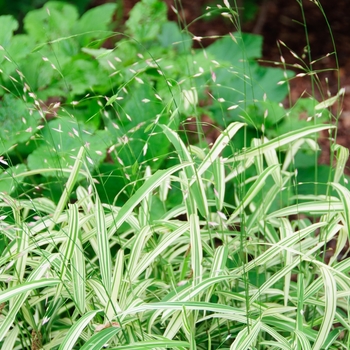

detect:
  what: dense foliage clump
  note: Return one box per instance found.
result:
[0,1,348,349]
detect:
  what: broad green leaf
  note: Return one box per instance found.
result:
[126,0,168,42]
[239,100,286,129]
[278,97,329,135]
[158,21,192,53]
[0,95,40,155]
[0,164,27,195]
[73,3,117,47]
[24,2,79,41]
[107,83,172,174]
[206,33,263,64]
[0,15,18,54]
[27,118,107,177]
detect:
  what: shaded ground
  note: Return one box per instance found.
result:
[120,0,350,172]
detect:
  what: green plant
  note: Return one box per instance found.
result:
[0,0,332,204]
[0,119,348,348]
[0,0,349,349]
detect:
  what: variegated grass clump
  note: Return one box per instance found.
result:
[1,118,350,349]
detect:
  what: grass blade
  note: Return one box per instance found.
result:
[161,125,209,217]
[189,214,202,286]
[55,203,79,302]
[71,228,86,314]
[106,249,124,319]
[109,340,190,349]
[80,327,120,350]
[228,164,279,222]
[331,182,350,238]
[95,195,112,294]
[58,309,101,350]
[108,163,192,232]
[312,266,337,350]
[230,320,261,350]
[51,146,85,229]
[194,122,246,180]
[226,124,335,162]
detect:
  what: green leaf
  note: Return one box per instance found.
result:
[207,33,263,64]
[0,164,27,195]
[226,124,336,162]
[80,327,120,350]
[95,195,112,294]
[126,0,168,42]
[107,162,192,232]
[0,15,18,52]
[55,203,79,302]
[278,97,329,135]
[0,95,41,154]
[240,100,286,129]
[109,340,190,349]
[73,3,117,47]
[27,118,109,177]
[315,88,345,110]
[0,278,60,305]
[24,2,79,41]
[230,320,261,350]
[107,83,172,173]
[312,266,336,350]
[58,310,102,350]
[158,21,192,53]
[161,125,208,217]
[60,59,108,96]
